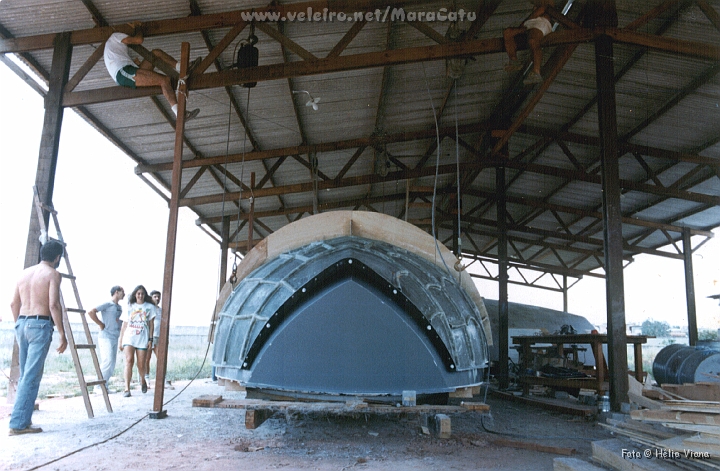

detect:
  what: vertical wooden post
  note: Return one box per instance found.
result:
[563,275,568,313]
[152,42,191,418]
[596,30,628,410]
[683,228,698,346]
[247,172,255,252]
[9,32,72,404]
[496,165,509,390]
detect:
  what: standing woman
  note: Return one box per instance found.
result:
[119,285,156,397]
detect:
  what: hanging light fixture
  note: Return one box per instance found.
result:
[236,24,259,88]
[292,90,321,111]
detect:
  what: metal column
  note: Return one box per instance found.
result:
[596,31,629,411]
[683,227,698,346]
[496,165,509,390]
[152,43,192,418]
[10,32,72,404]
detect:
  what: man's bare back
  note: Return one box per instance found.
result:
[11,260,67,353]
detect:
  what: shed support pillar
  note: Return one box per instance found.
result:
[682,227,698,346]
[596,31,628,411]
[152,43,192,418]
[496,164,509,390]
[9,32,72,404]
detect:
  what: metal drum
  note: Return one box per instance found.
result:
[652,344,720,385]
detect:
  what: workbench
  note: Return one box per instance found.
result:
[512,334,651,396]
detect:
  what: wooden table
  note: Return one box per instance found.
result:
[511,334,651,396]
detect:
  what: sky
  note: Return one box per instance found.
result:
[0,56,718,331]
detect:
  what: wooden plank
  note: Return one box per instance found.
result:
[631,409,720,425]
[553,457,607,471]
[490,437,575,456]
[192,396,475,415]
[661,383,720,402]
[662,423,720,436]
[661,400,720,414]
[604,418,676,440]
[490,389,596,417]
[683,434,720,454]
[658,435,719,459]
[592,439,679,471]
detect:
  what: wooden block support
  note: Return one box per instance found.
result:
[224,380,246,392]
[460,401,491,412]
[245,408,273,429]
[427,413,451,439]
[192,395,223,407]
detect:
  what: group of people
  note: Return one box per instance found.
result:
[87,285,166,398]
[8,239,167,435]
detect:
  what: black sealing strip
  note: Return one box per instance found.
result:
[241,258,456,372]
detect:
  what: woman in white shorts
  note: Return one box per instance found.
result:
[119,285,156,396]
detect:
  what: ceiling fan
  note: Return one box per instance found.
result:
[293,90,321,111]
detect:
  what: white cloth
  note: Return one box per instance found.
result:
[523,17,553,36]
[120,302,156,349]
[97,332,118,386]
[153,306,162,338]
[104,32,135,83]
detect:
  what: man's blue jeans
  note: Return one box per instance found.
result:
[9,318,54,430]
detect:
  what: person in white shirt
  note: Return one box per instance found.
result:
[103,21,200,120]
[503,0,555,85]
[119,285,156,397]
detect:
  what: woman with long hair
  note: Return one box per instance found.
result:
[118,285,156,396]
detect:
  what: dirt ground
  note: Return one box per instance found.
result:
[1,380,614,471]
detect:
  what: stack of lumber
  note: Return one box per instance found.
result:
[556,379,719,471]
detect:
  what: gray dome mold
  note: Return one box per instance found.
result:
[212,236,489,396]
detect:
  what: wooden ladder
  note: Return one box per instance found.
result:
[33,187,112,418]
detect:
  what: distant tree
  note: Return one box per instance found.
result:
[641,319,670,337]
[698,329,718,341]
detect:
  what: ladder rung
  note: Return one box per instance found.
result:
[75,344,96,349]
[66,308,85,313]
[85,380,106,387]
[60,273,76,280]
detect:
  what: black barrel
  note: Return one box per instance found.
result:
[653,344,720,385]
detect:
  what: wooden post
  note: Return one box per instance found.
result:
[596,29,628,410]
[9,32,72,404]
[683,227,698,346]
[152,42,191,418]
[496,165,509,390]
[563,275,568,313]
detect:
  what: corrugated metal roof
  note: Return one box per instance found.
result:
[1,0,719,283]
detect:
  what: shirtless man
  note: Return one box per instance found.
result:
[503,0,555,85]
[8,240,68,435]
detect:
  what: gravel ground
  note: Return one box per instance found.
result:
[1,380,614,471]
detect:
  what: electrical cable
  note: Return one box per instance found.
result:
[420,63,453,276]
[24,335,215,471]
